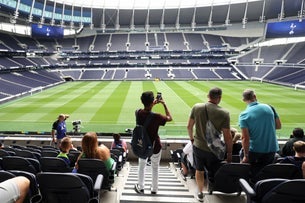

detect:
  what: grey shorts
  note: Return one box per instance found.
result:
[0,178,20,203]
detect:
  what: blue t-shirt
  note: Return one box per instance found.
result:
[52,120,67,139]
[239,101,279,153]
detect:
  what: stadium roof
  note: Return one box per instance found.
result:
[0,0,304,35]
[51,0,262,9]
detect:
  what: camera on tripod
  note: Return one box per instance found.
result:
[72,120,82,133]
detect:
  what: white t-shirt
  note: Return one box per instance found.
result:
[183,140,194,167]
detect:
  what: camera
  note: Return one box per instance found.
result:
[72,120,82,133]
[72,120,81,125]
[156,92,162,101]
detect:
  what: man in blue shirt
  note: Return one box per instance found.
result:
[239,89,281,179]
[51,114,69,148]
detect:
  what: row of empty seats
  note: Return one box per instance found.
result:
[0,32,255,52]
[58,67,236,80]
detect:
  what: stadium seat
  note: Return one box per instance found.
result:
[9,170,40,200]
[0,170,41,203]
[37,172,103,203]
[239,178,305,203]
[111,147,128,162]
[41,150,58,157]
[26,144,42,151]
[170,148,183,168]
[252,163,302,183]
[209,163,251,195]
[1,147,17,154]
[0,149,12,157]
[68,150,81,167]
[2,156,40,174]
[110,149,123,170]
[15,149,41,160]
[232,154,241,163]
[77,158,116,190]
[40,157,73,172]
[0,170,15,182]
[26,158,41,173]
[42,145,58,151]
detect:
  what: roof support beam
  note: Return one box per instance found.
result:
[115,9,120,30]
[225,0,231,26]
[298,0,304,21]
[51,0,56,25]
[61,3,65,26]
[242,0,248,28]
[160,2,165,30]
[12,0,21,22]
[90,7,94,29]
[191,8,197,29]
[191,0,197,30]
[40,0,47,24]
[80,6,84,28]
[101,8,106,30]
[278,0,285,21]
[208,1,213,27]
[130,0,136,30]
[28,0,35,22]
[70,4,74,28]
[259,0,266,23]
[175,7,181,30]
[130,9,135,30]
[145,9,150,31]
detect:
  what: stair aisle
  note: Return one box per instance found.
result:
[119,165,196,203]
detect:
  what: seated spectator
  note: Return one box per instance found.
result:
[111,133,127,152]
[280,140,305,178]
[76,132,114,171]
[281,128,305,156]
[57,136,73,166]
[180,140,195,180]
[231,128,242,155]
[0,176,30,203]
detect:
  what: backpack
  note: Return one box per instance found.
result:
[131,110,154,159]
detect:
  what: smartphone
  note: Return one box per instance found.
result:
[156,92,162,101]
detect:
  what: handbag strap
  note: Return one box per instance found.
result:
[204,104,209,120]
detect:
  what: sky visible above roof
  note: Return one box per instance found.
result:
[50,0,262,9]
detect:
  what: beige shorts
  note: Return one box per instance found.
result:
[0,178,20,203]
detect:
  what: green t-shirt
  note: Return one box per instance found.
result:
[190,102,230,152]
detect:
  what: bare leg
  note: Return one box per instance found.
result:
[181,163,188,176]
[195,170,205,193]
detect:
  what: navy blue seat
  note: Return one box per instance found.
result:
[240,178,305,203]
[77,158,116,190]
[40,157,72,172]
[37,172,103,203]
[209,163,251,195]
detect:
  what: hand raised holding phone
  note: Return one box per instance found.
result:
[156,92,162,101]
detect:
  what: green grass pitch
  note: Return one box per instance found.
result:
[0,81,304,139]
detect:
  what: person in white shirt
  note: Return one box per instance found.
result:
[181,140,194,178]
